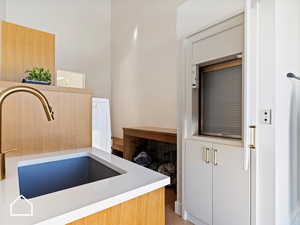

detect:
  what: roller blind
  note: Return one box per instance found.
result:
[200,64,242,138]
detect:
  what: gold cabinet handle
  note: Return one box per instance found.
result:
[213,149,218,166]
[203,147,210,164]
[249,125,256,149]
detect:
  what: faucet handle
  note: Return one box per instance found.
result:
[2,147,17,154]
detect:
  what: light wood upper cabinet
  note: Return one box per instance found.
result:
[0,21,55,83]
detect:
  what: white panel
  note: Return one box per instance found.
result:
[184,139,213,225]
[212,144,250,225]
[57,70,86,88]
[192,25,244,64]
[92,98,112,153]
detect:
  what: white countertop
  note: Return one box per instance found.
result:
[0,148,170,225]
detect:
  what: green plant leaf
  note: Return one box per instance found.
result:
[24,67,52,82]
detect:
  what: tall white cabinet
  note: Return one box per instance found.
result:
[184,140,250,225]
[181,13,252,225]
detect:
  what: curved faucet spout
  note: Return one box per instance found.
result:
[0,86,54,121]
[0,85,54,180]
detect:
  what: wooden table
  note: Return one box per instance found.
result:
[123,127,177,160]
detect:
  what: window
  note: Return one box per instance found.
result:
[56,70,86,88]
[199,59,242,139]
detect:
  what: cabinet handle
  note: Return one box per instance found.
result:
[249,125,256,149]
[213,149,218,166]
[203,147,210,164]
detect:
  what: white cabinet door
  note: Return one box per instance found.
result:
[212,144,250,225]
[184,140,213,225]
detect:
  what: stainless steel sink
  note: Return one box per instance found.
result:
[18,154,122,199]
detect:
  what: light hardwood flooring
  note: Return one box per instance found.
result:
[165,188,193,225]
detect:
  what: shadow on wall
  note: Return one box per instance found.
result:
[289,80,300,220]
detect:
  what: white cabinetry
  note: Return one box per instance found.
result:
[184,139,250,225]
[185,140,213,225]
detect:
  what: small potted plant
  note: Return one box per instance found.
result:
[22,67,52,85]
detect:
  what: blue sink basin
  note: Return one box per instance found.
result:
[18,155,121,199]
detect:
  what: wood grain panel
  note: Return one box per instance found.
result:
[0,82,92,156]
[67,188,165,225]
[201,58,242,73]
[112,137,124,152]
[0,80,92,94]
[0,22,3,83]
[0,21,55,83]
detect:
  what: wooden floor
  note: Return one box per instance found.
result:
[165,188,193,225]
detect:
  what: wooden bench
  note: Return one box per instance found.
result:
[123,127,177,160]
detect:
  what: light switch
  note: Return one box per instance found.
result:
[261,109,272,124]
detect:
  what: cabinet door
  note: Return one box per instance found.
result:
[184,140,213,225]
[212,144,250,225]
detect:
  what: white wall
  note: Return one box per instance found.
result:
[177,0,244,38]
[0,0,5,20]
[111,0,178,138]
[5,0,111,98]
[275,0,300,224]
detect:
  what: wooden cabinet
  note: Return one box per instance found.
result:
[67,188,165,225]
[184,139,250,225]
[0,21,55,83]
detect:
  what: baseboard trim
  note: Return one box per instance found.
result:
[183,210,207,225]
[175,201,182,215]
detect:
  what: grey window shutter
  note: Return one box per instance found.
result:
[200,65,242,138]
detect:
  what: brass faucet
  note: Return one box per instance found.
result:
[0,86,54,180]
